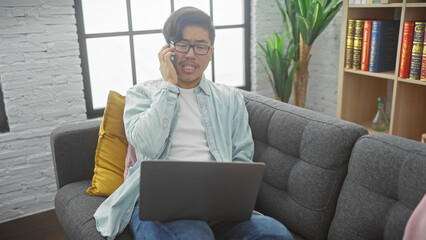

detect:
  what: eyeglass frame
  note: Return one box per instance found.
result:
[170,41,212,55]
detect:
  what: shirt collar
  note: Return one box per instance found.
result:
[196,75,211,96]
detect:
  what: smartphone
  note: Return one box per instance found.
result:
[168,43,175,64]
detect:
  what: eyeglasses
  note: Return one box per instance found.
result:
[171,41,212,55]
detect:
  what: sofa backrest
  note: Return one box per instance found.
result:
[328,134,426,240]
[51,119,101,189]
[241,91,367,240]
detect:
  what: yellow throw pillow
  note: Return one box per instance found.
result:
[87,91,128,196]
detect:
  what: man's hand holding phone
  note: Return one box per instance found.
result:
[159,44,177,86]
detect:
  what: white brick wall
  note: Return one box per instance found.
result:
[251,0,282,98]
[0,0,86,223]
[251,0,342,117]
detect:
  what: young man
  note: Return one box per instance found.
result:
[94,7,294,240]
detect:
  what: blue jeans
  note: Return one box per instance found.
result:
[130,201,294,240]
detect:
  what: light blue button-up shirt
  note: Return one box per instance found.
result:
[94,76,254,239]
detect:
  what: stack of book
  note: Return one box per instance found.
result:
[345,19,400,73]
[398,21,426,81]
[345,19,426,81]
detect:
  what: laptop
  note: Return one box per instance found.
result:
[139,160,265,222]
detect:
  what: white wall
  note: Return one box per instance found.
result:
[251,0,342,117]
[0,0,86,223]
[0,0,343,223]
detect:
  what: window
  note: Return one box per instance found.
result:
[75,0,250,118]
[0,83,9,133]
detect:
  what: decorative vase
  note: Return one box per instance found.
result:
[371,97,389,132]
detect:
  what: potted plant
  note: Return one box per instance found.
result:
[274,0,342,107]
[257,32,299,103]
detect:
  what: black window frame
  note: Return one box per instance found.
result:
[0,82,9,133]
[75,0,251,118]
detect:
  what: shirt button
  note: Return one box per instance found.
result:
[178,112,181,116]
[127,209,131,214]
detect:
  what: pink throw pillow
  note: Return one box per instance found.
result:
[403,194,426,240]
[123,144,137,181]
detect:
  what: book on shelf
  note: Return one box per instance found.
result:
[399,22,415,79]
[369,20,400,73]
[361,20,373,71]
[352,20,364,70]
[345,19,356,69]
[409,22,426,80]
[421,24,426,82]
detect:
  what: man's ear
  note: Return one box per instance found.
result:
[210,46,214,61]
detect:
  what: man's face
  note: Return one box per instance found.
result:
[173,25,214,89]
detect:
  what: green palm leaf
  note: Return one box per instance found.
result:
[295,0,342,45]
[256,33,299,103]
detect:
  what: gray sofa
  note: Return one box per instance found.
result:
[51,91,426,240]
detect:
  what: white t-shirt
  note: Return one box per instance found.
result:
[167,87,212,162]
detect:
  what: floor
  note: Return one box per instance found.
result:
[0,210,68,240]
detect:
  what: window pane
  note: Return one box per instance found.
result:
[213,28,244,87]
[131,0,170,31]
[213,0,244,26]
[134,34,166,83]
[174,0,210,15]
[205,61,213,81]
[86,36,133,109]
[81,0,128,34]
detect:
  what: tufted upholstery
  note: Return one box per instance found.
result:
[241,91,368,240]
[328,134,426,240]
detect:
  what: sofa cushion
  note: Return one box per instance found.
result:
[87,91,128,197]
[55,180,132,240]
[328,134,426,240]
[241,91,367,240]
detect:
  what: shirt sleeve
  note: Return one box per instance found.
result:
[123,81,179,159]
[231,91,254,163]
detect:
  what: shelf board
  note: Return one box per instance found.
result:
[398,78,426,86]
[344,68,395,79]
[406,2,426,7]
[349,3,403,8]
[361,121,390,135]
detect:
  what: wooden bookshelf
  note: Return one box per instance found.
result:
[337,0,426,142]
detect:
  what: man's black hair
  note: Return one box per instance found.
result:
[163,7,215,45]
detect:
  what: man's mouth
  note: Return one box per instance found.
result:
[181,64,197,73]
[184,65,195,70]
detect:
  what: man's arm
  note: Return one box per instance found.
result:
[231,91,254,163]
[123,44,179,159]
[123,82,178,159]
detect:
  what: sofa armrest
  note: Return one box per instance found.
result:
[51,119,102,189]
